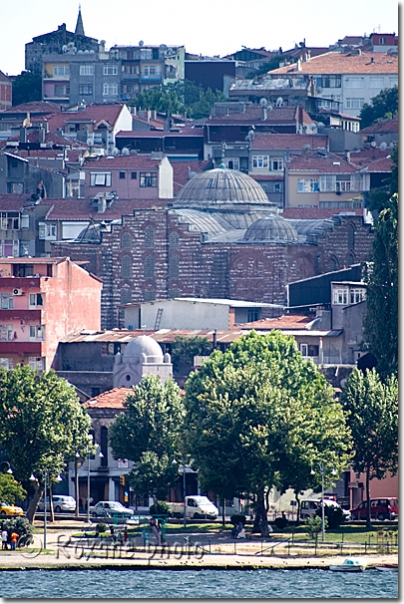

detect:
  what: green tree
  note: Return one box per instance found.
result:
[12,71,42,106]
[109,375,184,500]
[184,331,351,536]
[363,193,398,377]
[342,368,398,526]
[171,335,212,374]
[359,86,398,129]
[365,145,398,214]
[0,365,92,523]
[0,473,26,505]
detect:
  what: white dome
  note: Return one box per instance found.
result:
[123,336,163,362]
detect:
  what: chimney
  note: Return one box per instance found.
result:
[19,127,27,143]
[151,110,157,120]
[370,56,374,64]
[346,151,351,163]
[39,127,46,144]
[147,110,151,122]
[295,58,302,71]
[261,106,267,121]
[132,106,137,116]
[97,196,107,213]
[228,307,236,329]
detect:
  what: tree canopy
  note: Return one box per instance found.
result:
[171,335,212,374]
[109,375,185,499]
[359,86,398,129]
[0,473,26,505]
[0,365,92,522]
[12,71,42,106]
[363,193,398,377]
[342,368,398,525]
[184,331,352,534]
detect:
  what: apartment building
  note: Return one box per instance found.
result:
[0,257,102,371]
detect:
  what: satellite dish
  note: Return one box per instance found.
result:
[112,147,119,155]
[267,104,273,111]
[371,141,377,147]
[159,44,167,51]
[139,40,144,47]
[122,147,130,155]
[62,45,68,52]
[379,142,387,150]
[276,97,284,107]
[259,98,268,107]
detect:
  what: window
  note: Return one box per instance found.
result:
[29,325,45,341]
[7,183,23,194]
[144,226,154,248]
[0,358,12,370]
[103,64,118,76]
[0,212,20,230]
[119,172,126,180]
[271,159,283,171]
[79,84,93,95]
[316,76,341,88]
[169,232,179,248]
[80,65,94,76]
[38,223,57,240]
[131,172,137,180]
[29,293,43,308]
[103,83,118,96]
[350,288,366,304]
[54,85,69,96]
[348,223,355,250]
[121,233,132,249]
[143,65,160,77]
[319,175,361,193]
[333,288,348,305]
[144,290,156,301]
[308,345,319,357]
[389,78,398,87]
[120,289,132,305]
[0,294,14,310]
[247,309,259,323]
[29,357,44,371]
[140,172,157,187]
[298,179,319,192]
[300,343,308,356]
[345,98,365,110]
[0,240,19,257]
[53,65,69,76]
[0,325,13,341]
[252,155,269,169]
[169,254,179,278]
[121,255,131,278]
[379,37,386,45]
[345,77,364,88]
[90,172,111,186]
[370,77,384,88]
[144,255,155,278]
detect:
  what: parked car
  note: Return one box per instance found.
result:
[89,501,133,519]
[0,502,24,516]
[38,496,76,513]
[168,496,219,520]
[300,498,350,522]
[350,498,398,521]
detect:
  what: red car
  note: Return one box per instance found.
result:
[350,498,398,521]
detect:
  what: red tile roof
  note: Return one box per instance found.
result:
[117,127,204,138]
[172,161,209,195]
[239,314,315,329]
[44,197,170,221]
[0,194,34,211]
[208,106,313,125]
[84,387,132,409]
[286,152,356,173]
[82,155,162,169]
[250,133,328,150]
[269,51,398,75]
[348,148,394,171]
[2,101,61,115]
[360,119,398,135]
[46,105,126,132]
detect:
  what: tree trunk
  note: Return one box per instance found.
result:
[366,464,371,528]
[253,491,269,537]
[221,498,226,526]
[26,483,44,524]
[295,493,301,526]
[74,459,80,517]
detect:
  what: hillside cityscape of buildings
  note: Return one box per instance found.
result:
[0,8,398,514]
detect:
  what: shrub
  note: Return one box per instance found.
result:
[230,514,246,526]
[150,500,171,516]
[306,515,325,539]
[316,505,344,529]
[95,522,108,534]
[274,515,288,530]
[1,517,33,546]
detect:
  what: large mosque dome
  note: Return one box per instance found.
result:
[243,215,299,243]
[173,168,274,209]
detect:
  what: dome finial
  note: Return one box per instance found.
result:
[219,141,226,169]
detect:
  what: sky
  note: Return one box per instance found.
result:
[0,0,399,76]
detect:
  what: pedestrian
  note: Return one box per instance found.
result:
[1,527,8,550]
[10,531,18,551]
[123,526,128,543]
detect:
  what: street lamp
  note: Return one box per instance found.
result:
[311,463,337,542]
[30,471,62,549]
[0,461,13,474]
[86,445,104,524]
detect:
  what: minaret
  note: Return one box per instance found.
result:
[75,5,85,36]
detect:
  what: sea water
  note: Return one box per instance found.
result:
[0,568,398,599]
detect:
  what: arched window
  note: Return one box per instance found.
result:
[328,257,338,272]
[169,254,179,278]
[346,252,355,267]
[144,225,154,248]
[144,255,154,278]
[121,232,132,249]
[100,426,108,466]
[169,232,179,248]
[120,289,132,304]
[121,255,131,278]
[348,223,355,251]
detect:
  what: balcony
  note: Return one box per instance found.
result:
[0,310,41,321]
[0,341,43,354]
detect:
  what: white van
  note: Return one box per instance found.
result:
[300,497,350,521]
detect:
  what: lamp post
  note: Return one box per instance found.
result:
[182,455,187,529]
[30,471,62,549]
[311,462,326,542]
[86,445,104,524]
[0,461,13,475]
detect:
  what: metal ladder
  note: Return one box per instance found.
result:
[154,308,163,330]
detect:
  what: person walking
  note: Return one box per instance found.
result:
[10,531,18,551]
[1,527,8,550]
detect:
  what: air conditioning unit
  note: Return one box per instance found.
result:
[13,288,23,296]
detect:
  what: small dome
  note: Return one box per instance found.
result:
[123,336,163,362]
[75,224,102,243]
[174,168,272,209]
[243,215,299,243]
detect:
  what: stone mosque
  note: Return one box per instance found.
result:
[52,167,374,329]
